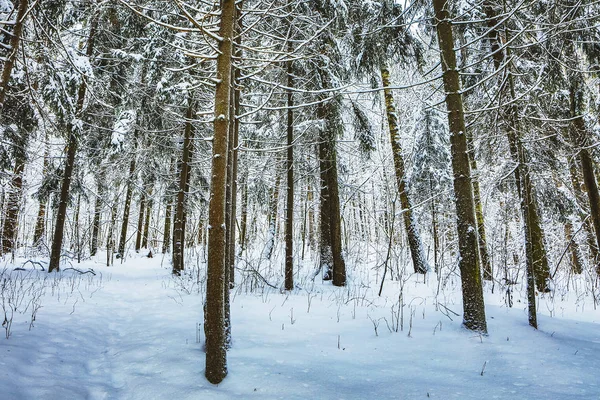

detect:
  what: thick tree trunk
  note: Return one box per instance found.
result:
[318,132,333,280]
[433,0,487,332]
[565,221,584,274]
[49,13,98,272]
[380,66,427,275]
[317,101,346,287]
[569,83,600,277]
[172,100,195,275]
[568,159,599,265]
[205,0,235,383]
[0,0,29,111]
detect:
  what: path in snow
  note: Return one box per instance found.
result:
[1,255,600,399]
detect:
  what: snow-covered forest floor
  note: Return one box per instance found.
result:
[1,251,599,400]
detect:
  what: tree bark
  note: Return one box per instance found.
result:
[318,130,333,280]
[569,81,600,277]
[162,201,172,254]
[135,190,146,252]
[90,176,104,256]
[172,99,195,275]
[49,12,98,272]
[380,66,427,275]
[142,186,153,249]
[1,161,23,255]
[205,0,235,384]
[484,1,549,298]
[285,53,294,291]
[118,132,139,257]
[0,0,29,111]
[433,0,487,332]
[238,172,248,255]
[317,101,346,287]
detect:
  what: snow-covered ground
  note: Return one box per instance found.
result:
[1,253,599,399]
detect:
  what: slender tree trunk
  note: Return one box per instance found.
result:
[107,201,117,267]
[432,0,487,332]
[118,137,138,257]
[90,179,103,256]
[327,146,346,287]
[457,26,493,282]
[238,172,248,255]
[33,198,47,245]
[264,166,281,260]
[172,99,195,275]
[1,162,24,255]
[285,53,294,291]
[142,186,153,249]
[49,13,98,272]
[162,201,172,254]
[380,65,427,275]
[485,0,550,293]
[135,190,146,252]
[33,143,50,245]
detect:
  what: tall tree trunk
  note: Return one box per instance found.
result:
[142,186,152,249]
[118,133,138,257]
[49,13,98,272]
[485,0,550,293]
[317,101,346,287]
[205,0,235,384]
[90,175,104,256]
[172,99,195,275]
[380,65,427,275]
[135,190,146,252]
[432,0,487,332]
[565,221,584,274]
[0,0,29,111]
[264,165,281,260]
[318,133,333,280]
[457,26,493,282]
[162,201,172,254]
[238,172,248,255]
[569,81,600,277]
[33,141,50,245]
[285,53,294,291]
[107,201,117,266]
[568,159,599,265]
[1,161,23,255]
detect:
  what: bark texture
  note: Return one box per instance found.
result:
[49,13,98,272]
[433,0,487,332]
[205,0,235,384]
[381,66,427,275]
